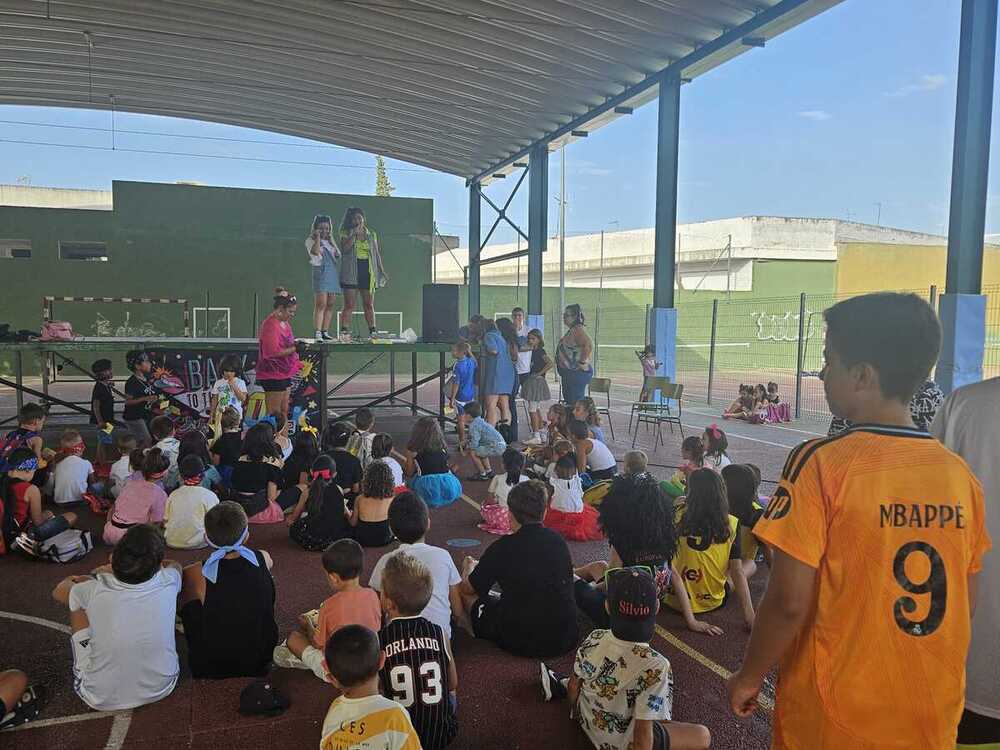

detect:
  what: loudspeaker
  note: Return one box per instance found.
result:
[422,284,460,342]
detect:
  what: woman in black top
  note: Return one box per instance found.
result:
[287,455,351,551]
[231,424,302,517]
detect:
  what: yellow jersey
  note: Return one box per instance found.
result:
[663,504,739,614]
[755,425,991,750]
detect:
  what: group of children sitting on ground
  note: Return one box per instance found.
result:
[722,382,791,424]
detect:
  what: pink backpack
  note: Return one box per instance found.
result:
[40,321,75,341]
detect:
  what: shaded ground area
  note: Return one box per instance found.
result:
[0,376,811,750]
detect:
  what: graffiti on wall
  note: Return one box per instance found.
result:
[750,310,821,342]
[92,312,166,338]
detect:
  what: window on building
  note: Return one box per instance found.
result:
[0,239,32,259]
[59,241,109,261]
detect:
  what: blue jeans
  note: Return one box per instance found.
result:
[559,366,593,406]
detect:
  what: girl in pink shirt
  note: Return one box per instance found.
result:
[256,287,301,419]
[103,448,169,545]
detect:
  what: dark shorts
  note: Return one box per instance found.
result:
[470,595,503,643]
[653,720,671,750]
[588,467,616,481]
[342,259,371,291]
[257,378,290,392]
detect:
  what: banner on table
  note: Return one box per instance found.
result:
[144,348,322,434]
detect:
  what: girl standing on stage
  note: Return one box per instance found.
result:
[338,207,388,340]
[306,214,341,341]
[256,288,300,419]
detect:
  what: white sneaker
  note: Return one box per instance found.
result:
[272,641,302,669]
[524,434,543,446]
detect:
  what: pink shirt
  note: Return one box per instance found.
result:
[103,479,167,545]
[256,316,300,381]
[314,588,383,649]
[641,356,657,377]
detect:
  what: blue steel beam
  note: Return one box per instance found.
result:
[528,143,548,316]
[945,0,997,295]
[468,181,481,317]
[653,73,681,310]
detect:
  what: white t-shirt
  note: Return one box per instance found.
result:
[931,377,1000,719]
[369,542,461,639]
[550,474,584,513]
[706,453,732,472]
[69,567,182,711]
[515,323,532,375]
[573,629,673,749]
[154,436,181,491]
[164,485,219,549]
[586,439,617,472]
[109,455,132,498]
[349,430,377,468]
[487,473,529,508]
[376,456,404,488]
[211,377,248,418]
[53,455,93,506]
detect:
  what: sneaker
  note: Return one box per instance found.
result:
[315,330,324,340]
[467,472,491,482]
[0,684,46,730]
[484,470,496,480]
[320,331,335,341]
[13,533,41,558]
[369,327,379,338]
[271,641,301,669]
[539,663,567,702]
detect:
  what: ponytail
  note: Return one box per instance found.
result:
[306,455,337,517]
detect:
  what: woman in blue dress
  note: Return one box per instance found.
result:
[480,319,517,427]
[305,214,341,341]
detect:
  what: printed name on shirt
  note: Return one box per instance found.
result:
[383,636,442,659]
[879,502,965,529]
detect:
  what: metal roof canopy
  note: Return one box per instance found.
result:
[0,0,842,183]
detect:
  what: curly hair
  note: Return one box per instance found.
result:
[597,474,677,563]
[361,460,394,499]
[678,468,732,545]
[574,397,601,427]
[406,416,446,453]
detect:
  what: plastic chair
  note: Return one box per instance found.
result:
[631,383,684,449]
[587,377,615,440]
[628,376,671,433]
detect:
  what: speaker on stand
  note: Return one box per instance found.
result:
[422,284,460,342]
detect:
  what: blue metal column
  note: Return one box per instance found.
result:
[939,0,996,393]
[527,144,548,331]
[468,181,481,317]
[651,73,681,384]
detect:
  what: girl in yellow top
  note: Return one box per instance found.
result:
[663,468,755,633]
[338,207,388,340]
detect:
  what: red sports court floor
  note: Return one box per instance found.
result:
[0,377,824,750]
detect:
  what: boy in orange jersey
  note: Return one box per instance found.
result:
[728,293,991,749]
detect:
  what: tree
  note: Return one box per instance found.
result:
[374,155,395,197]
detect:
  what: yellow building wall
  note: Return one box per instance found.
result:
[836,242,1000,296]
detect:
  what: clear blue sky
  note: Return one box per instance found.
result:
[1,0,997,248]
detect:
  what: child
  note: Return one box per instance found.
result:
[460,401,507,481]
[209,406,242,485]
[448,341,477,445]
[573,397,605,443]
[150,416,181,491]
[0,669,44,730]
[322,422,363,498]
[764,381,791,423]
[2,448,79,556]
[349,461,396,547]
[209,355,247,422]
[287,455,351,551]
[723,384,754,421]
[89,358,116,464]
[369,491,462,640]
[109,434,137,498]
[661,435,706,499]
[622,449,648,477]
[720,463,769,575]
[544,454,603,542]
[122,350,158,447]
[637,344,662,403]
[103,448,169,546]
[663,468,754,634]
[521,329,553,445]
[530,438,574,480]
[540,567,711,750]
[378,553,459,749]
[0,403,54,486]
[178,501,278,678]
[232,423,304,523]
[728,294,990,750]
[319,625,421,749]
[569,420,617,481]
[702,424,731,471]
[283,429,320,489]
[405,417,462,508]
[52,524,182,710]
[347,407,377,469]
[274,539,381,682]
[51,429,95,506]
[480,448,528,536]
[164,455,220,549]
[270,411,293,461]
[371,433,405,491]
[178,431,224,491]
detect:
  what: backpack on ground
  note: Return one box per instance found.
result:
[38,529,93,563]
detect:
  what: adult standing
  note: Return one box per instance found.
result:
[256,288,300,419]
[556,304,593,406]
[338,207,388,340]
[931,378,1000,746]
[479,320,516,427]
[458,314,485,343]
[305,214,341,341]
[509,307,532,442]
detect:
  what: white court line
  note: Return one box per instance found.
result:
[0,610,72,635]
[5,710,129,732]
[104,712,133,750]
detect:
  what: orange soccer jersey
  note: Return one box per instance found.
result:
[755,425,991,750]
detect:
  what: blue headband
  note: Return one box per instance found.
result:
[12,456,38,472]
[260,415,277,429]
[201,528,258,583]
